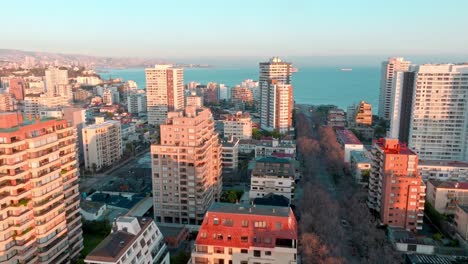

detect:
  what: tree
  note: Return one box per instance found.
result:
[91,163,97,176]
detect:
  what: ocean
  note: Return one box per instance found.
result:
[98,66,380,111]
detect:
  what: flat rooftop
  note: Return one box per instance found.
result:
[336,129,362,145]
[429,180,468,190]
[209,202,291,217]
[419,160,468,168]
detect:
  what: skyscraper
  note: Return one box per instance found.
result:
[378,57,411,120]
[408,64,468,161]
[367,138,425,231]
[388,71,415,144]
[151,106,222,225]
[145,65,184,125]
[259,57,293,133]
[45,67,70,98]
[0,112,83,262]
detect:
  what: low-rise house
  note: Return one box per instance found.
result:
[336,129,364,163]
[388,227,435,255]
[81,200,107,221]
[350,150,371,184]
[85,217,170,264]
[426,180,468,215]
[255,139,296,159]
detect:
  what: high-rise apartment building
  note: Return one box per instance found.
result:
[367,138,425,231]
[259,57,293,133]
[45,68,70,99]
[388,71,415,144]
[145,65,184,125]
[23,94,69,117]
[127,91,147,114]
[378,57,411,120]
[408,64,468,161]
[0,112,83,263]
[231,86,254,104]
[82,118,123,171]
[151,106,222,225]
[189,203,298,264]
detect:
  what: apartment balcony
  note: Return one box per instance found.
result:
[34,200,64,218]
[34,192,63,211]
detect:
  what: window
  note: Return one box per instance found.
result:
[241,249,248,254]
[264,237,271,244]
[241,236,248,242]
[241,220,249,227]
[253,250,261,257]
[265,251,271,256]
[254,221,266,228]
[223,218,233,226]
[213,218,219,225]
[275,222,282,230]
[200,232,207,238]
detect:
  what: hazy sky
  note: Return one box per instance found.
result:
[2,0,468,59]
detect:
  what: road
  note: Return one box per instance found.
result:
[296,104,360,263]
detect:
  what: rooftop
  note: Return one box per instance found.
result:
[81,200,106,214]
[86,217,152,263]
[350,150,370,163]
[256,156,291,164]
[405,254,458,264]
[209,202,291,217]
[336,129,362,145]
[374,138,416,155]
[419,160,468,168]
[428,180,468,190]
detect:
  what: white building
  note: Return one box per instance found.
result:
[146,65,184,125]
[221,136,239,172]
[218,84,230,100]
[249,156,296,202]
[222,111,252,139]
[378,57,411,120]
[426,180,468,214]
[409,64,468,161]
[127,91,147,114]
[24,93,69,116]
[255,139,296,159]
[259,57,293,133]
[418,160,468,182]
[336,129,364,163]
[45,67,71,100]
[85,217,170,264]
[82,119,123,171]
[81,201,107,221]
[77,75,102,85]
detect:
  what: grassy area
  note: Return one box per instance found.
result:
[82,232,106,257]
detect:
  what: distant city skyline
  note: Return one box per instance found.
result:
[2,0,468,60]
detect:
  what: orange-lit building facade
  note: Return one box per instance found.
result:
[231,86,254,104]
[151,106,222,225]
[190,203,298,264]
[367,138,425,231]
[0,112,83,263]
[9,78,26,101]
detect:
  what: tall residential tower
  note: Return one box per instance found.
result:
[0,112,83,263]
[259,57,293,133]
[146,65,184,125]
[151,106,222,225]
[378,57,411,120]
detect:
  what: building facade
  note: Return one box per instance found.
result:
[221,136,239,173]
[127,91,147,114]
[0,112,83,263]
[190,203,298,264]
[426,180,468,214]
[45,68,71,100]
[249,156,296,202]
[367,138,425,231]
[259,57,293,133]
[0,92,16,111]
[231,86,254,104]
[378,57,411,120]
[418,160,468,182]
[151,106,222,225]
[85,217,170,264]
[408,64,468,161]
[388,71,415,144]
[348,101,372,126]
[146,65,184,125]
[82,119,123,171]
[222,112,252,140]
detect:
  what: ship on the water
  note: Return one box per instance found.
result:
[341,68,353,71]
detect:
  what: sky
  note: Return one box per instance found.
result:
[2,0,468,60]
